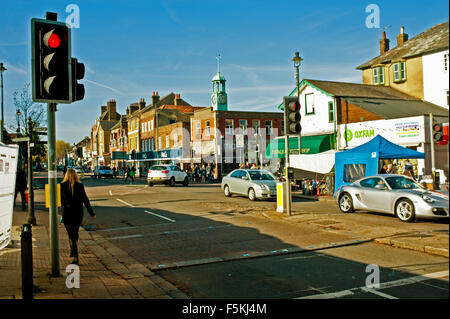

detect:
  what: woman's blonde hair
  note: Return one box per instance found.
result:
[62,168,80,196]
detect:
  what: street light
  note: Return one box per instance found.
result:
[16,109,22,133]
[0,62,7,143]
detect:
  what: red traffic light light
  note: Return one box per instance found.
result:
[43,30,63,48]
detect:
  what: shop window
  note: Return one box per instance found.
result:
[205,121,211,137]
[265,120,273,135]
[343,164,366,183]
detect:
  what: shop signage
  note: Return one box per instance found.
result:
[340,116,425,148]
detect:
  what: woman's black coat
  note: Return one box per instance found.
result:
[60,181,95,225]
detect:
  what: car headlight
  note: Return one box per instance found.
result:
[421,194,435,203]
[258,184,269,191]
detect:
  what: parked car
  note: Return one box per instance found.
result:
[94,165,113,179]
[335,174,449,222]
[221,169,277,201]
[147,165,189,187]
[73,166,83,174]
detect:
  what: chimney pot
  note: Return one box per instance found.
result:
[379,32,390,55]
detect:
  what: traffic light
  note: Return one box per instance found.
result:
[283,96,301,135]
[31,18,71,103]
[131,149,136,160]
[432,122,443,142]
[71,58,85,102]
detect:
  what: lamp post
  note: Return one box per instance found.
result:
[291,52,303,154]
[0,63,6,143]
[16,109,21,133]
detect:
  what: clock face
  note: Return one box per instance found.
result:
[211,95,217,105]
[218,94,227,104]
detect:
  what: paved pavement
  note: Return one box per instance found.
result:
[0,182,447,299]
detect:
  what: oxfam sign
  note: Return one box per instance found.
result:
[344,129,375,142]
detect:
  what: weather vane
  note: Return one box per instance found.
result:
[216,54,221,73]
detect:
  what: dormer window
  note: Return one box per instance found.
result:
[393,61,406,82]
[372,66,385,85]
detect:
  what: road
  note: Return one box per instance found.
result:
[33,173,449,299]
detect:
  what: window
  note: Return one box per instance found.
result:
[305,93,315,114]
[205,121,211,137]
[158,136,162,149]
[225,119,234,135]
[328,101,334,123]
[166,135,170,148]
[142,123,145,132]
[360,177,385,188]
[150,120,154,131]
[372,66,384,85]
[265,120,272,135]
[196,121,201,137]
[343,164,366,183]
[239,120,248,135]
[393,62,406,82]
[444,53,448,71]
[252,120,260,135]
[173,133,178,147]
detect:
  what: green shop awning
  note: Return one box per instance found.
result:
[266,134,335,159]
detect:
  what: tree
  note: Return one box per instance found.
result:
[56,140,72,163]
[12,83,45,135]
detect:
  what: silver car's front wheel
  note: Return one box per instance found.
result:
[248,188,256,201]
[224,185,232,197]
[339,193,354,213]
[395,199,415,222]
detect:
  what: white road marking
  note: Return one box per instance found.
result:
[144,210,176,223]
[360,287,398,299]
[116,198,135,207]
[297,270,449,299]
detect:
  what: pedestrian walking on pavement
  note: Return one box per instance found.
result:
[14,167,27,211]
[60,168,96,265]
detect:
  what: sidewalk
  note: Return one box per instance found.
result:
[0,209,188,299]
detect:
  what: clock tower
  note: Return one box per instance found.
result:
[211,55,228,111]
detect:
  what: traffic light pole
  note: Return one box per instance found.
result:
[27,118,36,225]
[285,135,291,216]
[429,113,436,189]
[47,102,59,277]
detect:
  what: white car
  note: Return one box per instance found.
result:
[147,165,189,187]
[94,165,113,179]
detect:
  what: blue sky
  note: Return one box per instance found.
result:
[1,0,448,143]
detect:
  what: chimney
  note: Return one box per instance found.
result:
[174,94,182,106]
[379,31,390,55]
[139,98,146,110]
[396,26,408,47]
[101,105,107,115]
[106,99,117,121]
[152,91,160,106]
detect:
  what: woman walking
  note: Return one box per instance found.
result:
[60,168,96,264]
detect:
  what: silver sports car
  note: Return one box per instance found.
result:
[335,174,449,222]
[221,169,278,201]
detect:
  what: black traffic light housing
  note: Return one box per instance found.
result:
[31,13,85,104]
[71,58,85,102]
[283,96,301,135]
[131,149,136,160]
[432,122,443,142]
[31,17,71,103]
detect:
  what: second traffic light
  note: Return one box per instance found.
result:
[31,18,71,103]
[283,96,301,135]
[432,123,443,142]
[71,58,85,102]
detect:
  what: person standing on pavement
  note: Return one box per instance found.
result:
[14,167,27,211]
[60,168,96,265]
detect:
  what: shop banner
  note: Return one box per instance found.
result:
[340,116,425,148]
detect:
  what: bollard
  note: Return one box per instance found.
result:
[21,224,33,300]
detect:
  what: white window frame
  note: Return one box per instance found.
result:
[225,119,234,135]
[239,120,248,135]
[166,135,170,148]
